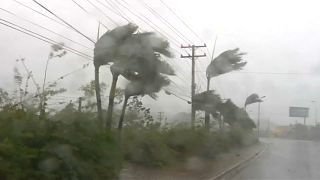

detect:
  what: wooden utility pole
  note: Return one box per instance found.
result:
[78,97,83,112]
[158,112,164,127]
[181,44,206,128]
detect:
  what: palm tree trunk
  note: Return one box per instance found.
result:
[205,77,211,130]
[94,65,103,127]
[106,74,119,129]
[118,96,129,132]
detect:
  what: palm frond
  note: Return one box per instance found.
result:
[206,48,247,78]
[125,74,170,99]
[155,57,175,75]
[193,90,222,114]
[244,93,262,106]
[94,23,138,66]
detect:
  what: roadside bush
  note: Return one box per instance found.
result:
[122,128,175,167]
[0,110,121,180]
[122,123,252,167]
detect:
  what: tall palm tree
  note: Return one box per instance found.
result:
[94,23,138,126]
[105,32,173,129]
[205,48,247,129]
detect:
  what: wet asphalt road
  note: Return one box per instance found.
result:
[231,138,320,180]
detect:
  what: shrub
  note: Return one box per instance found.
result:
[122,128,174,167]
[0,110,121,180]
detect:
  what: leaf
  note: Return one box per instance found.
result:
[206,48,247,78]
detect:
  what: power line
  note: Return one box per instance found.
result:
[139,0,193,45]
[110,0,193,85]
[0,7,92,50]
[105,0,133,22]
[12,0,73,31]
[159,0,210,83]
[70,0,110,30]
[233,71,317,75]
[114,0,182,48]
[0,18,93,59]
[0,19,93,61]
[48,63,91,85]
[85,0,119,26]
[32,0,95,43]
[159,0,205,44]
[93,0,130,23]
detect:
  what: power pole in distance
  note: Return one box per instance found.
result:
[78,97,82,112]
[158,112,164,125]
[181,44,206,129]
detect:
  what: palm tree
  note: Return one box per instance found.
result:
[193,90,222,130]
[217,99,255,130]
[105,32,173,129]
[118,73,171,132]
[94,23,138,126]
[205,48,247,129]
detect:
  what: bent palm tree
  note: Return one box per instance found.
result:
[106,32,173,129]
[217,99,256,130]
[94,23,138,126]
[204,48,247,129]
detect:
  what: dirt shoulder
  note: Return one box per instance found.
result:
[119,142,264,180]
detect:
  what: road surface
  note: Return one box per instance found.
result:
[231,138,320,180]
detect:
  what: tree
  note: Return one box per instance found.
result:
[94,23,138,127]
[0,88,11,109]
[244,93,262,107]
[40,43,67,118]
[217,99,255,130]
[193,90,222,129]
[205,48,247,129]
[118,73,171,132]
[105,30,173,129]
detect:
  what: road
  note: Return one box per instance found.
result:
[231,138,320,180]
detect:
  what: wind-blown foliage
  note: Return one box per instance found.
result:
[104,26,174,129]
[118,73,171,131]
[204,48,247,130]
[94,23,138,128]
[245,93,262,107]
[193,90,222,117]
[206,48,247,79]
[217,99,256,130]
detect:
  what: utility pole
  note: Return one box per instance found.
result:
[258,102,261,137]
[158,112,164,125]
[78,97,83,112]
[181,44,206,129]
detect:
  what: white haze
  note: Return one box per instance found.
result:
[1,0,320,126]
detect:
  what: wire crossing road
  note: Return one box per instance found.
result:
[231,138,320,180]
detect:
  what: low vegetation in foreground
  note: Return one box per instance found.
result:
[0,102,257,179]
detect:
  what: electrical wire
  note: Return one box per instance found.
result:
[0,7,92,50]
[85,0,119,26]
[32,0,95,43]
[71,0,110,30]
[0,19,93,61]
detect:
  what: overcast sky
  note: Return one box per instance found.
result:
[1,0,320,125]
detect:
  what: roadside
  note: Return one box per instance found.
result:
[119,142,264,180]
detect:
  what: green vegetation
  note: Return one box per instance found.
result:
[0,25,257,179]
[0,107,121,180]
[0,87,257,179]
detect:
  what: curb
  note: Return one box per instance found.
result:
[209,143,268,180]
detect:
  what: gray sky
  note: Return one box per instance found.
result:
[1,0,320,125]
